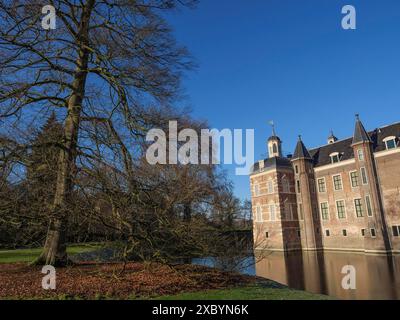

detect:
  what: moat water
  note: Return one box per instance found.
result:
[193,251,400,300]
[74,247,400,299]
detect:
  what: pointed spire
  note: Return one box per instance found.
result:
[293,135,312,160]
[267,120,280,141]
[352,114,371,145]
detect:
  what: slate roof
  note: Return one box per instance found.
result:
[293,137,312,160]
[352,116,372,145]
[251,156,292,174]
[251,121,400,174]
[309,122,400,168]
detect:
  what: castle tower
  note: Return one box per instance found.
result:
[268,122,282,158]
[351,115,391,252]
[291,136,322,250]
[327,130,338,144]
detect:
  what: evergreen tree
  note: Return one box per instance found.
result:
[27,113,63,220]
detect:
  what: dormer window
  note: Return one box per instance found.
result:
[383,136,397,150]
[330,152,341,164]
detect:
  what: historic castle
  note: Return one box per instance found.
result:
[250,116,400,254]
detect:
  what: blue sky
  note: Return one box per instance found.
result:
[166,0,400,200]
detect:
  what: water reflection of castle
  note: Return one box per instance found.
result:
[255,251,400,299]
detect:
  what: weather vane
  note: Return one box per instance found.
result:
[268,120,276,136]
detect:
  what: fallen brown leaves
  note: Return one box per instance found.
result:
[0,262,256,299]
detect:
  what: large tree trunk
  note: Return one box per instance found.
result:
[35,0,95,266]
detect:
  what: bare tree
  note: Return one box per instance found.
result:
[0,0,196,265]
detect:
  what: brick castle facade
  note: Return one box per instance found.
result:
[250,116,400,254]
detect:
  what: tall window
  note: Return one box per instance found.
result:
[267,180,274,194]
[269,204,276,221]
[320,202,329,220]
[254,184,260,196]
[298,204,304,220]
[255,206,262,222]
[365,195,373,217]
[317,178,326,193]
[392,226,400,237]
[296,180,301,194]
[336,200,346,219]
[358,149,364,161]
[354,198,363,217]
[333,175,343,191]
[350,171,359,188]
[361,167,368,185]
[284,202,293,220]
[295,165,299,174]
[282,177,290,193]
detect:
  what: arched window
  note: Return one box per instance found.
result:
[273,143,278,154]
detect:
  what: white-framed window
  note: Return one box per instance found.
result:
[336,200,346,219]
[383,136,398,150]
[330,152,341,164]
[392,226,400,237]
[360,167,368,185]
[332,174,343,191]
[349,171,359,188]
[354,198,364,218]
[325,229,330,237]
[357,149,364,161]
[269,204,276,221]
[365,195,373,217]
[267,180,274,194]
[255,206,262,222]
[342,229,347,237]
[361,229,366,237]
[282,176,290,193]
[320,202,329,220]
[317,178,326,193]
[254,184,260,196]
[284,202,293,221]
[370,228,376,238]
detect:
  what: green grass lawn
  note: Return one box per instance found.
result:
[154,285,332,300]
[0,243,100,264]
